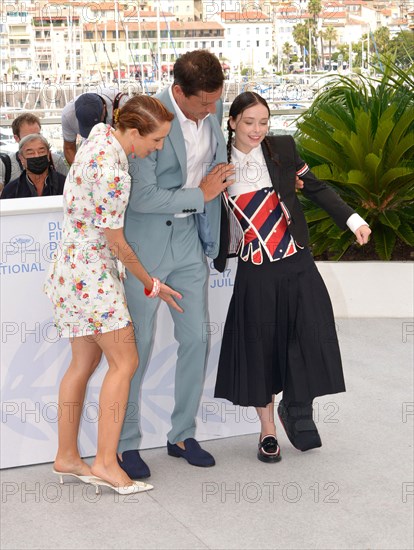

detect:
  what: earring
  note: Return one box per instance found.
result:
[131,144,135,159]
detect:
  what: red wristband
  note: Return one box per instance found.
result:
[144,277,161,298]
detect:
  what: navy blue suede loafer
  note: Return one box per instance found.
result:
[117,450,151,479]
[167,438,215,467]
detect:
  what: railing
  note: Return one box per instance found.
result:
[0,71,310,158]
[0,73,322,113]
[0,107,305,158]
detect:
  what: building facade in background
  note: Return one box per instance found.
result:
[0,0,412,87]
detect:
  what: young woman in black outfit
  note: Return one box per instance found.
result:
[214,92,371,462]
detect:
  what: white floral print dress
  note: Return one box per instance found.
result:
[44,123,132,338]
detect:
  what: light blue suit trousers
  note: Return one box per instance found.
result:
[118,88,227,451]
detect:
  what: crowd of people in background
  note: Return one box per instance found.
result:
[0,88,130,197]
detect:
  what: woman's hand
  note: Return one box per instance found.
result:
[295,175,304,191]
[158,283,184,313]
[355,224,371,245]
[104,228,184,312]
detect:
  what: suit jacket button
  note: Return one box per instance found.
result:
[166,220,172,226]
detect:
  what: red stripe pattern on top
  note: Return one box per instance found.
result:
[229,187,297,264]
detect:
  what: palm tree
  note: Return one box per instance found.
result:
[282,42,292,73]
[389,30,414,68]
[292,24,309,67]
[269,54,279,72]
[308,0,322,19]
[323,26,337,71]
[318,30,326,70]
[308,0,322,68]
[374,27,391,54]
[7,65,19,80]
[295,59,414,260]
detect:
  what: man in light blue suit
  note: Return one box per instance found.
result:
[118,50,235,478]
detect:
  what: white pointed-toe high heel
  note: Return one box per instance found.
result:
[90,477,154,495]
[52,469,96,484]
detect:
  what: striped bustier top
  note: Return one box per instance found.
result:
[228,187,298,264]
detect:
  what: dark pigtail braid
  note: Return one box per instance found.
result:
[263,136,280,166]
[226,121,233,163]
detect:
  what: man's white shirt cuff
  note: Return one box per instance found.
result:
[346,213,369,233]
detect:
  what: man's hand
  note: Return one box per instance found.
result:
[355,224,371,245]
[199,163,235,203]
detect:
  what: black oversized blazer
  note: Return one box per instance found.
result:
[214,134,355,273]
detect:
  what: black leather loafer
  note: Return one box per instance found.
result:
[257,434,282,463]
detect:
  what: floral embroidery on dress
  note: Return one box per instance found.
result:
[43,123,132,338]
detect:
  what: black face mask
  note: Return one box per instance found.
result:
[25,155,50,175]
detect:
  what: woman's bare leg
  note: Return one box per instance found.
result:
[54,336,102,475]
[256,395,276,437]
[90,325,138,487]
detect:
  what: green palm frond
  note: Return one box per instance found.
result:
[298,136,346,168]
[379,166,413,188]
[387,134,414,168]
[371,107,396,155]
[296,59,414,260]
[395,222,414,247]
[373,225,397,260]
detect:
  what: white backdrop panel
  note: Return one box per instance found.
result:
[0,203,259,469]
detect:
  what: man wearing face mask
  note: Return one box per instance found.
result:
[0,112,69,193]
[0,134,66,199]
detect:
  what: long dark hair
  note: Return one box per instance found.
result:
[227,92,275,163]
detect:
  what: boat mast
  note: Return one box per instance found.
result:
[156,0,161,90]
[137,9,145,89]
[115,0,121,84]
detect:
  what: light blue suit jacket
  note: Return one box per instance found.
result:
[125,87,227,271]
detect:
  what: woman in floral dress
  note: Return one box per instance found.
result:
[44,96,181,494]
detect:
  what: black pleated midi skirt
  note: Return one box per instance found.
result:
[214,247,346,407]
